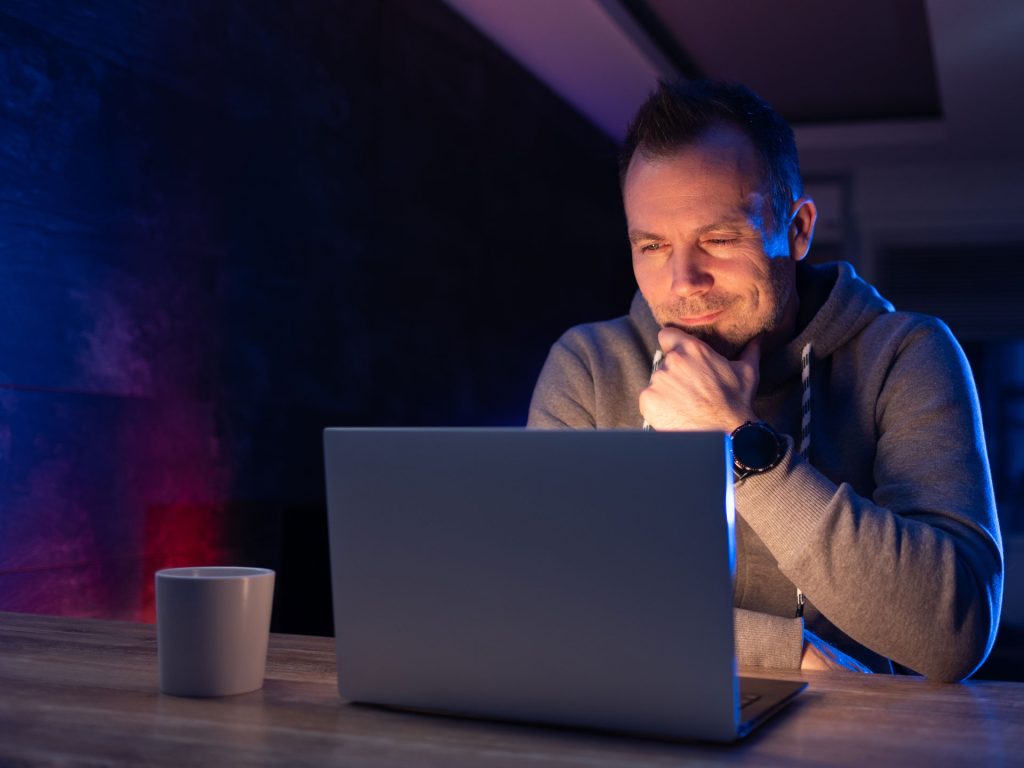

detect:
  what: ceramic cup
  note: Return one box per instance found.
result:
[156,566,275,697]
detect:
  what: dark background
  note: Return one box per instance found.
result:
[0,0,633,633]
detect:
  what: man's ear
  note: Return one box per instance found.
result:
[788,197,817,262]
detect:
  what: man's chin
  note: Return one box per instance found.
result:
[702,336,747,360]
[667,323,746,359]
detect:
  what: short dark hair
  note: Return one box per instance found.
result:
[620,79,802,232]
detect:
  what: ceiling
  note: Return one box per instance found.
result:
[442,0,1024,169]
[639,0,941,124]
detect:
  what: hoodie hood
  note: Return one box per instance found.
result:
[760,261,893,392]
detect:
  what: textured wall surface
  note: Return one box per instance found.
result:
[0,0,633,632]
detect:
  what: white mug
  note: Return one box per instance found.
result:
[156,566,275,697]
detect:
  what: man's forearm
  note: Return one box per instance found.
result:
[734,608,803,670]
[735,440,1001,682]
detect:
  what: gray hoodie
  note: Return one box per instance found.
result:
[528,261,1003,681]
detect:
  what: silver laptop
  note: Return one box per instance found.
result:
[323,428,805,742]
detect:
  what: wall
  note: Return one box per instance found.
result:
[0,0,634,632]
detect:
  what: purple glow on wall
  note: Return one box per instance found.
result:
[1,0,632,631]
[0,378,232,621]
[0,52,232,620]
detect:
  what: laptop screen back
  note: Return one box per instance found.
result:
[324,428,739,741]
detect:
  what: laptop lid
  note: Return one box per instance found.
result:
[324,428,746,742]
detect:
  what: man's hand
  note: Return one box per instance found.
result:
[639,327,760,432]
[801,630,873,673]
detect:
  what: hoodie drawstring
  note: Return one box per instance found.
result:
[796,342,813,617]
[641,350,664,432]
[799,342,812,460]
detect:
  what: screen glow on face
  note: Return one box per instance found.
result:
[625,127,796,359]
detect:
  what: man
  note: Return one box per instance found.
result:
[528,80,1003,681]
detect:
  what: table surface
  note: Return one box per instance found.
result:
[1,611,1022,767]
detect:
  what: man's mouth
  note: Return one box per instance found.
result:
[669,310,723,327]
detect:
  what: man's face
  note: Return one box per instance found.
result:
[624,125,798,359]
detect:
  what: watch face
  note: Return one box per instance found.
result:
[732,422,783,472]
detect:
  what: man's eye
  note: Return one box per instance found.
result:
[640,243,665,253]
[704,238,737,247]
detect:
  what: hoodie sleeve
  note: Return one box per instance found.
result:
[734,608,804,669]
[528,334,597,428]
[735,316,1003,682]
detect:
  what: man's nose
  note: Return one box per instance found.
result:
[669,247,714,297]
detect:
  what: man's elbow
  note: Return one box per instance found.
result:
[910,592,1001,683]
[916,654,980,684]
[915,639,991,683]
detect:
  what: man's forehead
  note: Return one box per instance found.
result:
[623,126,768,222]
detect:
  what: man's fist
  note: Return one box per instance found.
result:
[639,327,760,432]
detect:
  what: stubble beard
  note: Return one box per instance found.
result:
[650,258,794,360]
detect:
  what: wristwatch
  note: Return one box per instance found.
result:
[730,421,785,481]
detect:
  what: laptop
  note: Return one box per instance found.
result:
[323,428,806,742]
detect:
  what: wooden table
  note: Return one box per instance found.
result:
[1,612,1022,767]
